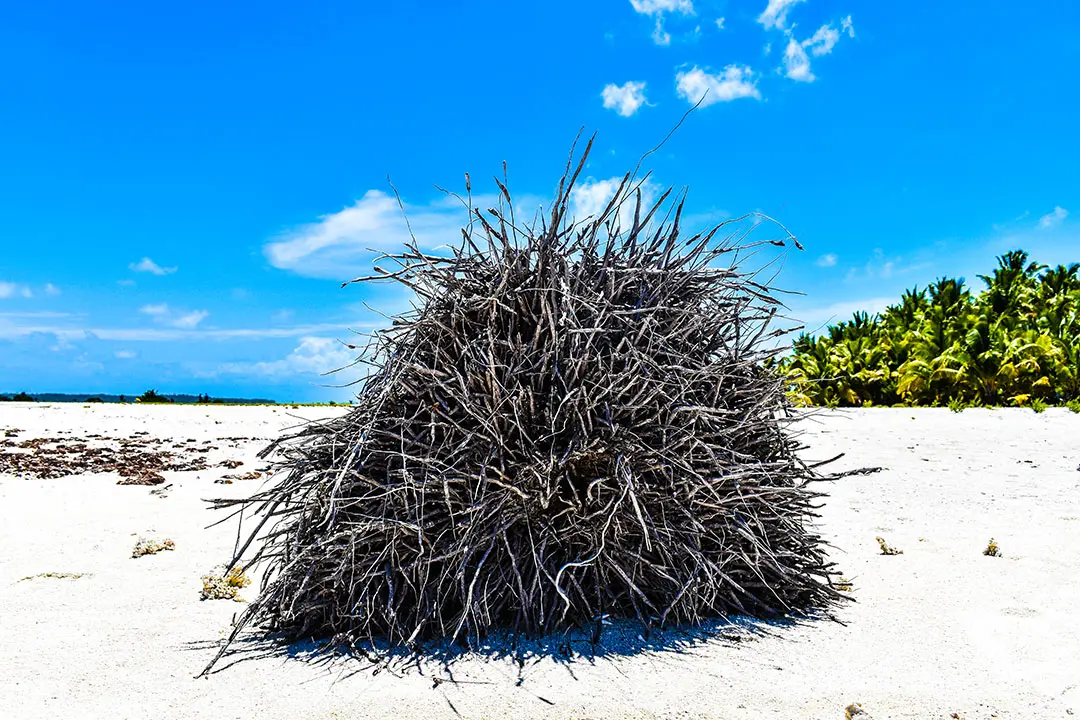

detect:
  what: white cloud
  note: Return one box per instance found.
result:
[629,0,694,44]
[1038,206,1069,229]
[50,335,75,352]
[783,38,814,82]
[764,42,772,55]
[651,17,672,45]
[815,253,838,268]
[114,350,136,359]
[44,283,61,296]
[129,257,177,275]
[139,303,209,328]
[570,176,663,234]
[602,81,648,117]
[846,261,893,281]
[0,319,379,342]
[715,17,725,30]
[842,248,931,283]
[841,15,855,37]
[217,337,357,378]
[264,191,464,279]
[757,0,805,30]
[630,0,694,15]
[0,311,75,319]
[172,310,209,329]
[0,282,33,299]
[675,65,761,106]
[783,23,845,82]
[140,303,170,316]
[265,189,546,279]
[571,178,628,219]
[804,24,840,56]
[117,279,136,287]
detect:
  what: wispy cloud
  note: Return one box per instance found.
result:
[783,38,813,82]
[264,190,544,279]
[841,15,855,37]
[172,310,209,329]
[847,261,894,282]
[651,18,672,45]
[978,214,1079,268]
[1038,206,1069,229]
[815,253,838,268]
[571,179,625,219]
[264,192,462,279]
[129,257,177,275]
[114,350,136,359]
[843,248,931,283]
[0,319,377,342]
[804,23,841,56]
[50,335,76,353]
[602,81,648,117]
[629,0,694,16]
[139,303,170,317]
[0,282,33,299]
[215,337,357,379]
[0,311,77,319]
[675,65,761,106]
[793,296,896,330]
[44,283,61,296]
[757,0,805,30]
[139,303,209,328]
[629,0,695,45]
[715,17,725,30]
[783,23,846,82]
[569,176,662,233]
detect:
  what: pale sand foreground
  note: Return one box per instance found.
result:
[1,404,1078,720]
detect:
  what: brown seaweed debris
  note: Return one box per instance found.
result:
[0,435,210,482]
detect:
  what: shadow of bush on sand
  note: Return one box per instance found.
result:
[189,611,823,687]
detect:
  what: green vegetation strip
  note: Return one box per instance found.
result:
[781,251,1080,408]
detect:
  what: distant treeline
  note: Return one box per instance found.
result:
[0,390,276,405]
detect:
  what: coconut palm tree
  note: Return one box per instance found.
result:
[782,250,1080,407]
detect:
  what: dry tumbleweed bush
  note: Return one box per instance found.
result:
[205,136,845,671]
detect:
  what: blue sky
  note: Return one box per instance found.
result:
[1,0,1077,401]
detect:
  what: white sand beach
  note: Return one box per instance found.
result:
[1,403,1078,720]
